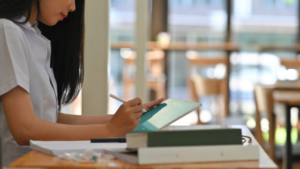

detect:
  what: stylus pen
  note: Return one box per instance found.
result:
[109,94,147,113]
[91,137,126,143]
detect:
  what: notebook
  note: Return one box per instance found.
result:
[134,98,201,132]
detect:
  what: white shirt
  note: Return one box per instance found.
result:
[0,16,58,166]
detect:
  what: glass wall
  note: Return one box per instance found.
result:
[168,0,227,125]
[167,0,299,126]
[230,0,298,118]
[62,0,300,134]
[109,0,136,114]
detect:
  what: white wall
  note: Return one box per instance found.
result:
[82,0,110,115]
[135,0,150,103]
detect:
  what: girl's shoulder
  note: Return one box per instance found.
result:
[0,18,14,25]
[0,18,25,36]
[0,18,30,59]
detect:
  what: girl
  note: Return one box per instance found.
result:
[0,0,163,166]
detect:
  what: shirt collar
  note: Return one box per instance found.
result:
[13,16,40,34]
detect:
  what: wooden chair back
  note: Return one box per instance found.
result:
[186,51,228,124]
[121,50,165,100]
[253,85,276,161]
[191,75,221,96]
[186,51,228,96]
[254,85,274,114]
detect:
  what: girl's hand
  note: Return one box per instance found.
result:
[143,98,164,112]
[106,97,144,136]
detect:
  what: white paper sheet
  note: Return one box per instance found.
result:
[30,140,127,156]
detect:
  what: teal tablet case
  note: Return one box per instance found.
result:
[134,98,201,132]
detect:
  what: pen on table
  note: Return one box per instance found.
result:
[109,94,147,113]
[91,137,126,143]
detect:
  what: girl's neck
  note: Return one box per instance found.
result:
[24,5,38,25]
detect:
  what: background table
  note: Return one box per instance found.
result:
[9,125,277,169]
[262,82,300,169]
[273,90,300,169]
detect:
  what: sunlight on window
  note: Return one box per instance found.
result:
[291,107,299,127]
[286,69,298,81]
[261,118,269,132]
[214,64,226,79]
[246,118,256,129]
[200,110,213,123]
[241,101,255,115]
[229,101,239,113]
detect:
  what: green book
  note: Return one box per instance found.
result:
[126,128,242,149]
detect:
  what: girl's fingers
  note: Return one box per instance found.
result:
[144,98,164,111]
[127,97,142,107]
[133,111,143,119]
[136,117,141,124]
[131,105,144,113]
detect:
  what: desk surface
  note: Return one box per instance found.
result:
[273,90,300,105]
[9,125,277,169]
[262,81,300,90]
[111,42,239,51]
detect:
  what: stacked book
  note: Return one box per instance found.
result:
[106,128,259,165]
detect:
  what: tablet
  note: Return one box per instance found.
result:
[134,98,202,132]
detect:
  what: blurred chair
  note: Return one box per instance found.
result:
[186,51,228,124]
[254,85,276,161]
[122,50,166,100]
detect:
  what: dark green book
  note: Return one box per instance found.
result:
[126,128,242,149]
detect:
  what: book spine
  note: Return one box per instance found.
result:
[147,129,242,147]
[138,145,259,165]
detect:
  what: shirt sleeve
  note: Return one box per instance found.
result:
[0,20,30,96]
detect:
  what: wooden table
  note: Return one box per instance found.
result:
[9,125,277,169]
[260,82,300,169]
[263,81,300,91]
[273,90,300,169]
[111,42,239,51]
[260,45,300,53]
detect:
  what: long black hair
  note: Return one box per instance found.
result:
[0,0,85,109]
